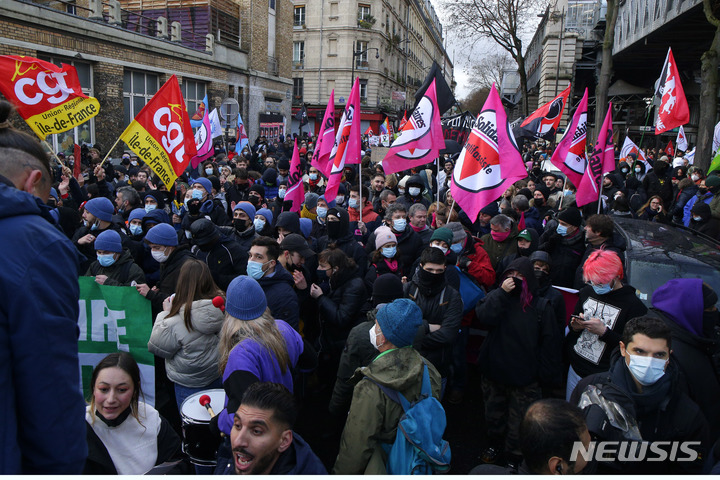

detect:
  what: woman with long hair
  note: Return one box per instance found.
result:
[637,195,670,224]
[84,352,184,474]
[148,259,225,409]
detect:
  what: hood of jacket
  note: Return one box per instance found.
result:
[356,346,428,392]
[276,211,301,235]
[178,298,226,334]
[651,278,704,337]
[501,256,539,293]
[0,181,57,225]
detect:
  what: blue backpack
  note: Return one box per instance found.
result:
[371,364,451,474]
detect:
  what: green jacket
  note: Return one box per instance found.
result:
[710,192,720,220]
[332,347,441,475]
[480,224,519,270]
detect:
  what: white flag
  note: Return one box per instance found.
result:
[676,125,688,152]
[684,147,695,165]
[209,109,223,139]
[620,137,653,173]
[713,121,720,153]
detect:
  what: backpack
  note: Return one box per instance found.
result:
[454,265,485,314]
[370,364,451,474]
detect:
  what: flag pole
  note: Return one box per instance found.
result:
[99,137,123,168]
[436,155,441,206]
[358,162,363,224]
[41,140,67,168]
[596,174,604,214]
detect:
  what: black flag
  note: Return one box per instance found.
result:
[414,60,456,115]
[295,104,308,126]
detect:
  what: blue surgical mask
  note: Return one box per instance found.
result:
[90,222,99,231]
[317,206,328,219]
[348,198,360,209]
[145,204,157,213]
[254,218,266,231]
[278,189,286,199]
[563,189,572,197]
[205,168,214,175]
[192,189,204,200]
[398,188,405,195]
[382,246,397,258]
[393,218,407,232]
[591,282,613,296]
[450,242,463,254]
[693,215,703,222]
[627,354,667,386]
[246,260,268,279]
[621,168,629,174]
[309,173,318,181]
[97,254,116,267]
[408,187,421,197]
[556,224,568,236]
[336,195,345,205]
[129,224,143,236]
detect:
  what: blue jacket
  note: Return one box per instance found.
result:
[217,432,327,475]
[257,264,300,331]
[0,182,87,473]
[683,192,713,226]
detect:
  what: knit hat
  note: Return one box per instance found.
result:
[277,158,290,171]
[128,208,146,223]
[304,192,320,210]
[49,188,59,201]
[374,225,396,250]
[143,191,165,209]
[256,208,273,225]
[85,197,115,222]
[299,217,312,238]
[225,276,268,320]
[480,202,499,217]
[94,230,122,253]
[234,201,256,219]
[557,207,582,227]
[319,194,336,209]
[371,273,405,306]
[706,175,720,188]
[376,298,423,348]
[445,222,467,244]
[249,184,266,198]
[144,223,178,246]
[430,227,453,247]
[192,177,213,195]
[517,228,532,242]
[535,185,551,200]
[262,168,278,184]
[208,175,221,193]
[692,202,711,219]
[190,218,220,246]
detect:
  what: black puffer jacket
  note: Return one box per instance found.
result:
[317,266,368,351]
[538,221,586,288]
[475,257,562,387]
[192,235,248,291]
[364,225,424,277]
[145,244,195,317]
[317,208,369,277]
[404,270,463,377]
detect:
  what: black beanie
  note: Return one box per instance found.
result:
[372,273,405,306]
[557,207,582,227]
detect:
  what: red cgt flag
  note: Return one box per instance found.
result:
[119,75,196,191]
[655,47,689,134]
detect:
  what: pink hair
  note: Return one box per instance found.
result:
[583,249,623,285]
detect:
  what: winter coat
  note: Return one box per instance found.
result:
[683,191,713,226]
[0,181,87,474]
[475,259,563,387]
[148,299,225,388]
[257,264,300,331]
[364,257,402,293]
[333,347,441,474]
[638,206,671,224]
[84,249,146,286]
[317,233,369,277]
[459,236,496,289]
[192,236,248,291]
[317,267,368,351]
[672,184,698,220]
[364,226,424,277]
[522,207,544,235]
[219,224,258,253]
[145,245,195,317]
[216,432,326,475]
[199,197,230,226]
[348,201,379,223]
[539,225,586,288]
[480,224,520,270]
[72,222,133,272]
[404,271,463,377]
[567,284,648,378]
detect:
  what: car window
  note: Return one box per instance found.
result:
[629,257,720,306]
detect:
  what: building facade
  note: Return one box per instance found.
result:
[0,0,293,157]
[290,0,454,135]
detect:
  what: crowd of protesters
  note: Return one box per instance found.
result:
[3,97,720,475]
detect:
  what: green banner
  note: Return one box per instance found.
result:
[77,277,155,405]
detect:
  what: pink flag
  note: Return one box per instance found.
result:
[450,84,526,221]
[285,139,305,212]
[576,104,615,207]
[311,90,335,177]
[550,88,588,188]
[382,79,445,175]
[191,106,214,168]
[325,79,362,201]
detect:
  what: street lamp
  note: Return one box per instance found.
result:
[350,41,380,92]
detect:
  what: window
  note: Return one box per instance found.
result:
[293,78,303,104]
[329,38,338,55]
[294,5,305,26]
[358,4,371,20]
[123,70,159,128]
[293,41,305,67]
[359,79,368,104]
[181,79,207,117]
[330,2,338,16]
[38,55,95,155]
[269,0,276,10]
[355,41,369,68]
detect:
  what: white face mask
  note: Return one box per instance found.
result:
[369,324,383,350]
[431,244,448,255]
[151,248,170,263]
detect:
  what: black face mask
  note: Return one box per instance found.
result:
[418,267,444,287]
[233,218,248,232]
[699,187,709,195]
[518,247,531,257]
[534,269,550,288]
[534,198,545,207]
[703,310,720,338]
[510,277,523,295]
[186,198,201,216]
[327,221,344,239]
[248,196,261,208]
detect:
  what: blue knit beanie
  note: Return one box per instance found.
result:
[299,217,312,238]
[226,276,268,320]
[94,230,122,253]
[128,208,146,223]
[192,177,213,195]
[376,298,422,348]
[319,194,336,209]
[144,223,178,246]
[49,188,59,201]
[85,197,115,222]
[234,201,256,219]
[257,208,274,225]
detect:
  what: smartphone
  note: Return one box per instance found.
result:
[570,315,583,322]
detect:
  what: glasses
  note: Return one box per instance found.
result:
[586,280,611,288]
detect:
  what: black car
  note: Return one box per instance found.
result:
[614,217,720,305]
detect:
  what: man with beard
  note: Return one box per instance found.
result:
[219,382,326,475]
